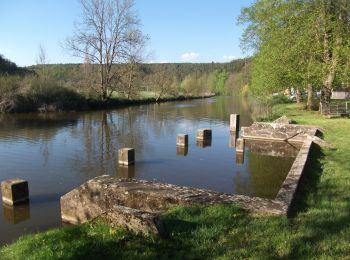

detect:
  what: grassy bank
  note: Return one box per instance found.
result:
[1,103,350,259]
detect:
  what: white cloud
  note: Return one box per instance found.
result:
[222,55,236,62]
[181,52,200,62]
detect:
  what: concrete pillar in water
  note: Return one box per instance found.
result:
[196,128,212,140]
[230,114,240,133]
[229,132,237,148]
[1,179,29,205]
[176,134,188,147]
[236,138,245,153]
[118,148,135,165]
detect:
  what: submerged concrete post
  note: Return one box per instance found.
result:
[230,114,240,132]
[176,134,188,147]
[196,139,212,148]
[3,203,30,224]
[118,148,135,165]
[236,138,245,153]
[196,128,212,140]
[1,179,29,205]
[176,146,188,156]
[236,152,245,165]
[229,132,237,148]
[118,165,135,178]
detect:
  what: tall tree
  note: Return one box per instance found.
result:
[66,0,146,101]
[239,0,350,114]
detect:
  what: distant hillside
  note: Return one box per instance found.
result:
[28,59,250,82]
[0,54,32,75]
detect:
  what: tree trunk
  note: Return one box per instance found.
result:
[307,84,314,110]
[320,70,335,115]
[296,89,302,103]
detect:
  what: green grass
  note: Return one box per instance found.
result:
[1,103,350,259]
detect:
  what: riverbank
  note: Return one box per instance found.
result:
[1,103,349,259]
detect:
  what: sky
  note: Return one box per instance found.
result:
[0,0,254,66]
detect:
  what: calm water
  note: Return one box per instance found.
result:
[0,96,297,245]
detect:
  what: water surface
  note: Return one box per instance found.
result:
[0,96,297,245]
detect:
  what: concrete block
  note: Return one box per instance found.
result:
[230,114,240,132]
[196,128,212,140]
[176,134,188,147]
[1,179,29,205]
[118,148,135,165]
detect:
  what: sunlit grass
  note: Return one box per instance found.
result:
[1,103,350,259]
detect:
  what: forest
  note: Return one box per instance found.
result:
[0,54,250,113]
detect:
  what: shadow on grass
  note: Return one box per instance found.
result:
[288,143,324,218]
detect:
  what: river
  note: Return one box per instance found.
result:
[0,96,295,245]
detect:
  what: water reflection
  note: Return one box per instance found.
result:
[117,165,135,179]
[196,139,212,148]
[176,146,188,156]
[3,203,30,224]
[236,152,245,165]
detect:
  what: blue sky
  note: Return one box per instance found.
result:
[0,0,254,66]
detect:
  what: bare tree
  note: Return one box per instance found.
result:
[66,0,146,101]
[36,44,49,78]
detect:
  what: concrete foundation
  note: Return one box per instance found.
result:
[1,179,29,205]
[118,148,135,165]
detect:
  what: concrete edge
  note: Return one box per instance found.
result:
[273,139,313,215]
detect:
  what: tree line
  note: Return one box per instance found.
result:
[239,0,350,114]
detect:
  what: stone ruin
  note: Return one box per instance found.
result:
[60,116,327,235]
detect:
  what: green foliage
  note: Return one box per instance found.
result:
[239,0,350,110]
[0,54,32,76]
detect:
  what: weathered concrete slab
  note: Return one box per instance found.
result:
[60,176,286,225]
[96,205,165,236]
[245,139,302,158]
[241,122,319,143]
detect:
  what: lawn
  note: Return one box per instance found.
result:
[1,103,349,259]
